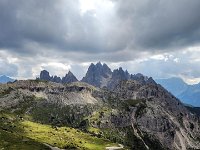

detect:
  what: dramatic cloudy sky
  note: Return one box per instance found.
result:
[1,0,200,84]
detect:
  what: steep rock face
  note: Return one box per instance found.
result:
[112,80,200,150]
[81,62,153,90]
[107,67,130,89]
[39,70,52,81]
[62,71,78,84]
[81,62,112,88]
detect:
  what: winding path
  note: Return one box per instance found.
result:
[44,143,64,150]
[106,144,124,150]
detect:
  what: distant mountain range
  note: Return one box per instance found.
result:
[2,64,199,107]
[0,75,14,83]
[39,62,154,89]
[39,70,78,84]
[156,77,200,106]
[39,63,200,107]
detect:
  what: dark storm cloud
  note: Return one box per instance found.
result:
[113,0,200,50]
[0,0,116,56]
[1,0,200,57]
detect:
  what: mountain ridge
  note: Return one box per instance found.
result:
[156,77,200,106]
[39,70,78,84]
[2,62,199,149]
[1,78,200,149]
[39,62,152,89]
[0,75,14,83]
[38,64,200,107]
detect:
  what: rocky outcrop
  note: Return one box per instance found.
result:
[107,67,130,89]
[39,70,77,84]
[130,73,148,84]
[111,80,200,149]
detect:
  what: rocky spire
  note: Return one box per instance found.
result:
[40,70,51,81]
[62,71,78,84]
[107,67,130,89]
[81,62,112,87]
[39,63,156,88]
[39,70,78,84]
[112,67,130,80]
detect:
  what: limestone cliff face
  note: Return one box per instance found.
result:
[1,79,200,149]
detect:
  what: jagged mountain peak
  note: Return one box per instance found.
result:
[146,77,157,85]
[88,62,108,71]
[39,70,78,84]
[102,63,112,73]
[81,62,112,87]
[112,67,129,79]
[62,70,78,84]
[67,70,73,75]
[39,63,157,89]
[40,70,51,81]
[86,62,103,73]
[64,70,75,77]
[80,62,156,88]
[40,70,49,75]
[96,61,103,67]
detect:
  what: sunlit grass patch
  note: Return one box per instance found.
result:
[21,120,119,150]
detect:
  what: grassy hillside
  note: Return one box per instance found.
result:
[0,111,123,150]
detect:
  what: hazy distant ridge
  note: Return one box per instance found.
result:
[156,77,200,106]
